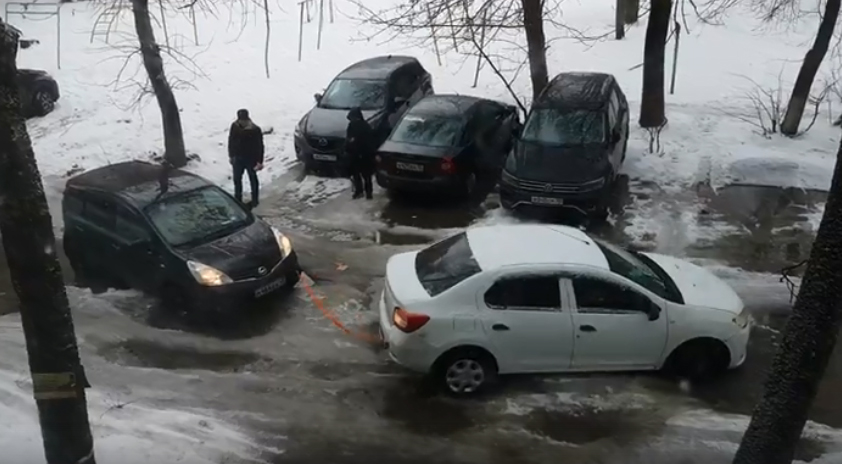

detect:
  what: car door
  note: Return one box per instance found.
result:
[388,68,418,128]
[478,272,575,373]
[75,193,119,274]
[472,102,505,171]
[112,202,165,293]
[565,275,668,371]
[611,86,628,159]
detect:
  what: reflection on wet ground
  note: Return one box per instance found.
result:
[98,338,266,371]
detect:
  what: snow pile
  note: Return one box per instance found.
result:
[723,157,834,192]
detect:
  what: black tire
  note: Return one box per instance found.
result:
[32,89,55,116]
[433,347,498,397]
[663,339,731,382]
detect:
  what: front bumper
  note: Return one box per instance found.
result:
[187,250,300,313]
[499,180,609,215]
[294,133,349,170]
[725,317,752,369]
[376,170,463,194]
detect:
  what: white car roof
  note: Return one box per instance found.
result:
[465,224,610,271]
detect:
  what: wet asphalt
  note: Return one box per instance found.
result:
[0,163,837,464]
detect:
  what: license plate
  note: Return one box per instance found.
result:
[531,196,564,205]
[395,162,424,172]
[313,153,337,161]
[255,277,286,297]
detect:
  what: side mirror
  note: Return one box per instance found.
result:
[647,302,661,321]
[314,93,322,103]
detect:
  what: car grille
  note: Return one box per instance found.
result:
[307,136,344,153]
[227,255,282,280]
[503,172,604,194]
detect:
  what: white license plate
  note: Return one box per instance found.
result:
[313,153,337,161]
[531,196,564,205]
[255,277,286,297]
[395,162,424,172]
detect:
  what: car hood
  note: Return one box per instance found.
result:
[304,107,382,138]
[178,219,281,276]
[509,140,610,183]
[642,252,744,314]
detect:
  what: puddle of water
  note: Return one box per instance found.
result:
[523,407,647,445]
[98,338,266,371]
[374,229,434,245]
[379,381,477,436]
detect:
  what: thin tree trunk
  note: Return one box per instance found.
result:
[638,0,671,128]
[780,0,841,136]
[131,0,187,167]
[0,19,96,464]
[732,141,842,464]
[521,0,549,101]
[624,0,640,24]
[615,0,626,40]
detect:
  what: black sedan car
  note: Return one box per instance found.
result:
[293,55,433,175]
[375,94,520,198]
[62,161,300,316]
[18,68,60,117]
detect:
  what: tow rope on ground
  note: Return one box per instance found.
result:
[299,271,383,345]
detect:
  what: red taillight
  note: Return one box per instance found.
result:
[440,157,455,174]
[393,307,430,333]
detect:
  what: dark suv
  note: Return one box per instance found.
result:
[62,161,300,315]
[18,68,60,117]
[499,72,629,220]
[293,55,434,174]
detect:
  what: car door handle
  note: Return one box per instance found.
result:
[579,325,597,332]
[492,323,510,331]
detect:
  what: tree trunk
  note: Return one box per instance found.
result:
[131,0,187,168]
[0,19,96,464]
[638,0,672,128]
[624,0,640,24]
[615,0,626,40]
[732,140,842,463]
[779,0,840,136]
[521,0,549,101]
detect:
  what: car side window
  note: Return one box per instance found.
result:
[607,99,617,130]
[393,69,417,99]
[83,196,115,230]
[484,276,561,310]
[610,89,622,116]
[113,204,150,243]
[63,194,84,216]
[572,277,652,314]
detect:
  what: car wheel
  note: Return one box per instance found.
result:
[663,338,731,382]
[32,89,55,116]
[435,347,498,396]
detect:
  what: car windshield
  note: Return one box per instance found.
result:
[521,108,605,145]
[145,187,249,246]
[319,78,387,111]
[390,114,465,147]
[592,237,670,299]
[415,232,482,296]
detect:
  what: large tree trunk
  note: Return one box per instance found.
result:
[615,0,626,40]
[624,0,640,24]
[638,0,672,128]
[732,142,842,464]
[521,0,549,101]
[0,19,96,464]
[779,0,840,136]
[131,0,187,168]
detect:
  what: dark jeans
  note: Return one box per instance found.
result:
[351,169,373,198]
[232,159,259,205]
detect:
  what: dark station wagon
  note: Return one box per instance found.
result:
[62,161,300,315]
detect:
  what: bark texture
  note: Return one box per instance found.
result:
[521,0,549,101]
[779,0,840,136]
[615,0,626,40]
[0,18,96,464]
[624,0,640,24]
[638,0,672,128]
[732,141,842,464]
[131,0,187,167]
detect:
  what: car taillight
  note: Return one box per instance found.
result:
[393,307,430,333]
[440,157,455,174]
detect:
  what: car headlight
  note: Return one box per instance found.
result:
[500,168,516,185]
[186,260,232,286]
[733,308,751,329]
[272,227,293,256]
[294,116,306,137]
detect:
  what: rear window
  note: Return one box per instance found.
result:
[415,232,481,296]
[390,114,464,147]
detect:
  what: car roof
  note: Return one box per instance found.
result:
[65,160,213,209]
[533,72,614,110]
[336,55,419,80]
[466,224,609,271]
[408,94,485,116]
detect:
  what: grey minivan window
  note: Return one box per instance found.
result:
[522,109,605,145]
[319,79,387,111]
[415,232,481,296]
[390,114,464,147]
[145,187,249,246]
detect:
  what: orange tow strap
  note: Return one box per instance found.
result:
[300,272,383,345]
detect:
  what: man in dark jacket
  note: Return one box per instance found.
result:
[345,107,375,199]
[228,109,265,208]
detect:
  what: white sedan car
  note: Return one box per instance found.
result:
[379,224,752,395]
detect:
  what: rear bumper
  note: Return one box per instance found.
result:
[499,181,609,215]
[376,170,462,193]
[294,133,349,170]
[378,289,438,373]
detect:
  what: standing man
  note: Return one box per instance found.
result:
[228,108,264,208]
[345,107,375,200]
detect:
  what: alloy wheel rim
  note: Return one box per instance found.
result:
[36,92,53,111]
[445,359,485,393]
